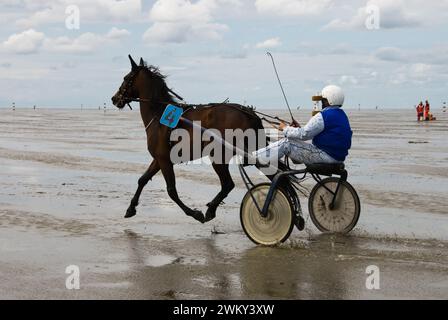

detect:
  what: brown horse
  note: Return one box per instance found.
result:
[111,55,267,223]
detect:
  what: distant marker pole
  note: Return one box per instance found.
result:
[12,102,15,111]
[104,103,106,114]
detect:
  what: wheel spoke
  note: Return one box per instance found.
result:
[309,178,360,233]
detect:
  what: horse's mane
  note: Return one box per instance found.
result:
[140,61,178,104]
[141,62,166,80]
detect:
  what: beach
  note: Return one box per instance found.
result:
[0,108,447,299]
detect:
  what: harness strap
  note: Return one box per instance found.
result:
[145,117,156,131]
[168,88,184,101]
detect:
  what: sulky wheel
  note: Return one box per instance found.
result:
[308,177,361,234]
[240,183,294,245]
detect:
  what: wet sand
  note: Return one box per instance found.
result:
[0,108,447,299]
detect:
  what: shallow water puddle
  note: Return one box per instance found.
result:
[84,281,133,289]
[144,254,179,267]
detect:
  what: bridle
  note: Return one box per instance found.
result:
[115,69,139,110]
[115,68,185,111]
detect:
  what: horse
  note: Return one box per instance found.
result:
[111,55,267,223]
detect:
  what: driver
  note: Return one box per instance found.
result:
[255,85,352,165]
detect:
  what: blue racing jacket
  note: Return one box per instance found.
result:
[283,106,352,162]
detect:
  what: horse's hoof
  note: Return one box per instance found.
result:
[294,215,305,231]
[125,207,136,218]
[204,209,216,222]
[206,201,224,208]
[188,210,205,224]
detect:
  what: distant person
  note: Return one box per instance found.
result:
[416,101,424,121]
[424,100,430,121]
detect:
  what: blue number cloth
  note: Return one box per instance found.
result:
[160,104,183,128]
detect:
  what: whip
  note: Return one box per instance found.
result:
[266,52,297,125]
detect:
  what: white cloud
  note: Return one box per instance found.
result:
[100,0,142,21]
[255,0,332,16]
[2,29,45,54]
[44,33,105,54]
[143,21,228,43]
[150,0,215,23]
[390,63,433,85]
[15,0,142,28]
[44,28,130,53]
[373,45,448,66]
[2,27,130,54]
[255,37,282,49]
[16,7,59,28]
[143,0,238,44]
[106,27,131,40]
[143,22,189,43]
[323,0,439,31]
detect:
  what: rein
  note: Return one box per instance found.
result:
[129,96,294,131]
[125,92,183,111]
[118,67,296,131]
[128,88,185,104]
[252,110,289,124]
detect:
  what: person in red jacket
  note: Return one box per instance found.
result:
[416,101,424,121]
[424,100,430,121]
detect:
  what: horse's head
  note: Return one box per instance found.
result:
[112,55,175,110]
[111,55,145,109]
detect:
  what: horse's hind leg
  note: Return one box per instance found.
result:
[205,163,235,222]
[125,160,160,218]
[159,161,205,223]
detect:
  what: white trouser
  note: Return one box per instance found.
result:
[255,138,339,165]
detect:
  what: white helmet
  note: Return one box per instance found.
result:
[321,85,344,107]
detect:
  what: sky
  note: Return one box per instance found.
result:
[0,0,447,109]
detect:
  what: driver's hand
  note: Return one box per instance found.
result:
[290,119,300,128]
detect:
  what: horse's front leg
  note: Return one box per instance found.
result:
[205,163,235,222]
[125,159,160,218]
[159,161,205,223]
